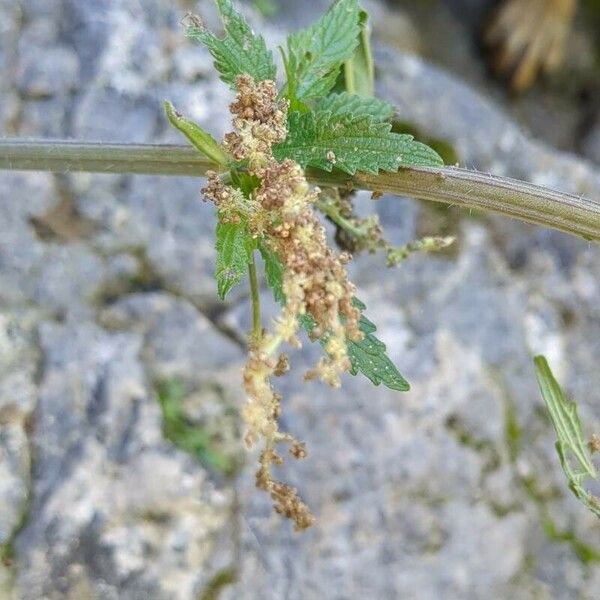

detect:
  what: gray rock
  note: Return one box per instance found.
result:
[0,311,39,546]
[0,90,19,133]
[0,7,16,82]
[30,245,105,318]
[582,114,600,165]
[223,318,529,600]
[76,173,223,305]
[18,98,70,138]
[59,0,118,83]
[1,0,600,598]
[171,46,215,82]
[100,292,243,379]
[73,87,158,143]
[16,45,80,98]
[16,321,232,600]
[0,172,55,308]
[0,421,29,544]
[17,18,59,49]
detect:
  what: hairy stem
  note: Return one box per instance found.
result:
[2,139,600,242]
[0,140,212,176]
[248,252,262,341]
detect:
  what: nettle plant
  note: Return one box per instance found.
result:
[2,0,600,530]
[166,0,451,529]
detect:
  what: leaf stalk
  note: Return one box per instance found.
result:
[248,252,262,342]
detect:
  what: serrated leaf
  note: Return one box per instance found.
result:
[534,355,600,519]
[300,298,410,392]
[285,0,360,101]
[284,51,341,105]
[347,299,409,391]
[186,0,276,88]
[343,10,374,97]
[274,111,444,175]
[258,242,286,304]
[315,92,394,122]
[164,101,229,166]
[215,221,252,300]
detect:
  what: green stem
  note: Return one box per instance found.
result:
[2,139,600,242]
[0,140,212,176]
[311,167,600,244]
[315,198,367,240]
[248,252,261,341]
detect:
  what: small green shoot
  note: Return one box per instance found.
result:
[164,101,229,166]
[342,9,375,97]
[534,356,600,518]
[157,379,235,475]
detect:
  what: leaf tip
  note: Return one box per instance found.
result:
[163,100,179,123]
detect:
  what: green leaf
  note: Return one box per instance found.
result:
[164,101,229,166]
[258,242,286,305]
[284,0,360,102]
[300,298,410,392]
[186,0,276,88]
[346,298,409,391]
[343,10,375,97]
[215,221,252,300]
[254,0,279,19]
[315,92,394,123]
[534,355,600,519]
[274,111,444,175]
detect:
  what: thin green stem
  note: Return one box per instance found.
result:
[2,139,600,242]
[248,252,261,341]
[315,197,367,240]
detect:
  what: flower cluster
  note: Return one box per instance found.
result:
[202,75,362,530]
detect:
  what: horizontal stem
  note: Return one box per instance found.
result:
[307,168,600,243]
[0,139,214,176]
[1,139,600,242]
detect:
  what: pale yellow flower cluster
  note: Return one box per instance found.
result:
[202,75,362,530]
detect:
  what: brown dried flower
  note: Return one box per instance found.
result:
[223,74,288,168]
[201,74,363,529]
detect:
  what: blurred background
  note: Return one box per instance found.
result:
[1,0,600,598]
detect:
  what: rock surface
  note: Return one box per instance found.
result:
[1,0,600,599]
